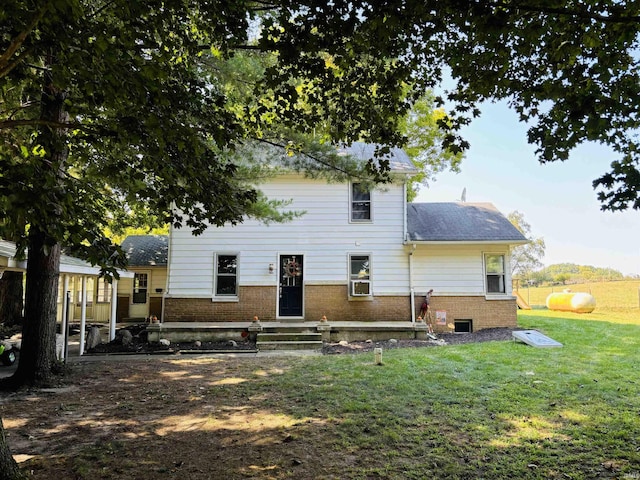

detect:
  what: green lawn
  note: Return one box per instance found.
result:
[9,307,640,479]
[227,308,640,478]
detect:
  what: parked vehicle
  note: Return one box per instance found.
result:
[0,343,16,366]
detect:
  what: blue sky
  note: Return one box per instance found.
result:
[414,101,640,277]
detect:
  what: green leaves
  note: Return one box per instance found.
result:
[508,211,546,279]
[399,93,464,200]
[2,0,640,278]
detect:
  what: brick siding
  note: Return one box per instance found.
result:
[418,295,517,332]
[164,286,277,322]
[164,286,518,330]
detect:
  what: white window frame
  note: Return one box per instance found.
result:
[133,272,148,304]
[484,253,506,295]
[350,182,372,222]
[349,253,372,298]
[96,278,112,303]
[213,253,239,301]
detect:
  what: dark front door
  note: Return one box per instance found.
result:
[279,255,303,317]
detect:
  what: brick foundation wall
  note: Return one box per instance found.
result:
[417,295,517,332]
[164,286,277,322]
[305,285,409,322]
[164,286,518,330]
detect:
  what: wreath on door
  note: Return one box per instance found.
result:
[284,259,300,277]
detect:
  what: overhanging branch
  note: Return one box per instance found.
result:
[0,5,48,79]
[493,1,640,24]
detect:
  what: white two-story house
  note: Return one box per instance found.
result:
[163,143,527,333]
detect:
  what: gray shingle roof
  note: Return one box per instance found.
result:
[407,203,529,243]
[121,235,168,266]
[1,239,133,276]
[338,142,417,173]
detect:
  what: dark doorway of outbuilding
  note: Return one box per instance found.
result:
[454,319,473,333]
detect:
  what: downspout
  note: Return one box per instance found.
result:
[162,216,174,323]
[403,180,408,244]
[404,181,417,323]
[409,244,416,324]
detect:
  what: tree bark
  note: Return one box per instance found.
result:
[2,47,66,389]
[8,231,60,388]
[0,417,25,480]
[0,271,24,327]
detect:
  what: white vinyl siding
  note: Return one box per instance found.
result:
[411,245,512,296]
[167,175,409,297]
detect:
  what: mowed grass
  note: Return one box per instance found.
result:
[223,307,640,479]
[10,303,639,479]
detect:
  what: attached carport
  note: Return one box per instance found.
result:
[0,239,133,357]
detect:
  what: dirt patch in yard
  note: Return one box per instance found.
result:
[322,327,519,354]
[1,328,519,479]
[86,324,258,355]
[86,325,517,356]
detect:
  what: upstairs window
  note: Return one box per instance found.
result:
[215,254,238,296]
[351,183,371,222]
[485,254,506,294]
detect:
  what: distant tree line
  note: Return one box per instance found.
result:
[525,263,630,286]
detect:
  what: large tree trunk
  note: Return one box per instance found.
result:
[0,271,24,327]
[2,48,66,389]
[0,417,25,480]
[8,231,60,388]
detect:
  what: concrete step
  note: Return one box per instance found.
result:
[256,340,324,351]
[261,326,318,334]
[257,332,322,342]
[257,332,323,351]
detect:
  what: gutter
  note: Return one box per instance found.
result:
[403,240,529,246]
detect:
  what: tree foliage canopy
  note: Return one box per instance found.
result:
[400,94,464,201]
[2,0,640,466]
[508,211,546,279]
[258,1,640,211]
[3,1,640,272]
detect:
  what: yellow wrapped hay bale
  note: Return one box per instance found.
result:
[546,292,596,313]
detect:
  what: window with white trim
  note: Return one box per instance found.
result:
[485,253,506,294]
[133,273,148,304]
[349,254,371,296]
[215,254,238,297]
[351,183,371,221]
[97,278,112,303]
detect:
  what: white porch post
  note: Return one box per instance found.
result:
[79,276,88,356]
[60,275,70,361]
[109,278,118,341]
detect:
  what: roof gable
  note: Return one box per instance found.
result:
[121,235,169,266]
[407,202,528,243]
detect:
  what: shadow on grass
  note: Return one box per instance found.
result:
[3,316,639,479]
